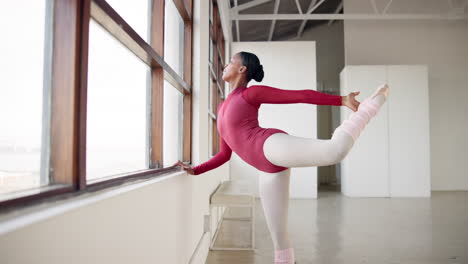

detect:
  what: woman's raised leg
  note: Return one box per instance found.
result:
[263,84,389,168]
[258,168,295,264]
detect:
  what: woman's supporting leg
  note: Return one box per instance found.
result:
[258,168,295,264]
[263,84,389,168]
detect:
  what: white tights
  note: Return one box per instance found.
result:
[258,91,387,263]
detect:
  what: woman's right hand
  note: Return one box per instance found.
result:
[341,91,361,112]
[172,160,196,175]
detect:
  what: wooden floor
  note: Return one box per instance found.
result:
[206,186,468,264]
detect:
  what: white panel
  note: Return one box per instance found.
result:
[388,65,431,197]
[231,41,318,198]
[340,65,390,197]
[340,64,431,198]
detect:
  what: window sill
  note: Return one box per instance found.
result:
[0,169,187,235]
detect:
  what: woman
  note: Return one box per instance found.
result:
[174,51,389,264]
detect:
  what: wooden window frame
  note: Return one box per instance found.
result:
[208,0,226,156]
[0,0,193,210]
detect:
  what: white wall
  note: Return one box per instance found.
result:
[343,0,468,190]
[287,20,345,94]
[287,20,346,185]
[231,41,319,199]
[0,0,230,263]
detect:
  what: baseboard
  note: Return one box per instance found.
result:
[188,231,211,264]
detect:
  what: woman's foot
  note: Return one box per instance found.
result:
[370,83,389,100]
[337,84,389,142]
[360,83,389,110]
[275,247,295,264]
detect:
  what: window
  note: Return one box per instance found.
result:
[162,0,186,166]
[1,0,193,208]
[0,1,52,195]
[209,40,214,64]
[86,20,150,180]
[208,0,226,157]
[163,80,184,166]
[105,0,151,41]
[164,0,185,77]
[209,0,213,25]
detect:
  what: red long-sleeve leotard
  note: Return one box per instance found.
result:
[192,85,342,175]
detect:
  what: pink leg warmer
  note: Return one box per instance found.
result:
[337,88,387,142]
[274,247,295,264]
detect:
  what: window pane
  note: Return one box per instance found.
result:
[209,40,213,63]
[87,20,149,181]
[0,1,50,195]
[217,56,222,81]
[209,0,213,25]
[208,118,213,157]
[208,74,213,113]
[211,79,217,112]
[163,81,184,166]
[213,120,218,155]
[106,0,150,42]
[164,0,185,77]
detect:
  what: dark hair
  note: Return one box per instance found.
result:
[238,51,264,82]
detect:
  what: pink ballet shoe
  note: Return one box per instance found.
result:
[275,247,295,264]
[337,91,385,142]
[370,83,389,99]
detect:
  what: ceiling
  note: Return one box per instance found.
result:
[228,0,344,41]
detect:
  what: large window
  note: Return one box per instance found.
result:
[86,20,150,180]
[0,0,193,207]
[0,1,52,195]
[163,80,184,166]
[163,0,185,166]
[105,0,151,41]
[208,0,226,156]
[164,0,185,77]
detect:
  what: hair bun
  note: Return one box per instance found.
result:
[254,64,264,82]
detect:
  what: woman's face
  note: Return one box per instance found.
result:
[222,53,246,82]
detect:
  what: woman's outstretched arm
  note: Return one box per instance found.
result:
[191,136,232,175]
[241,85,343,107]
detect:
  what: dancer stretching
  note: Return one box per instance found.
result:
[174,51,389,264]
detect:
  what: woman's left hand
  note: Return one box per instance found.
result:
[341,91,360,112]
[171,160,195,175]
